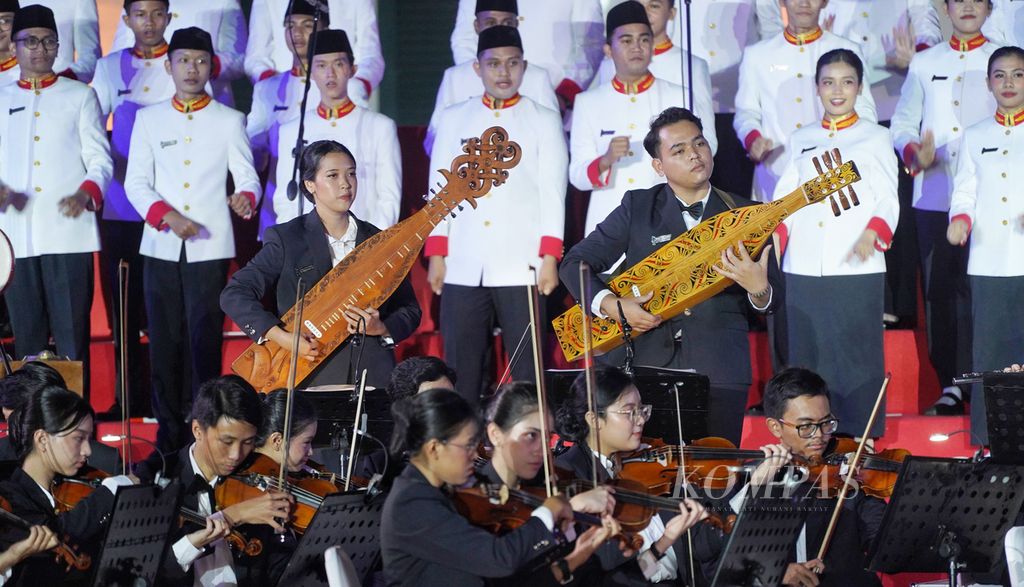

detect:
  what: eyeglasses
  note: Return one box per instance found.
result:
[15,35,59,52]
[442,439,479,455]
[604,404,653,424]
[0,17,13,30]
[777,417,839,439]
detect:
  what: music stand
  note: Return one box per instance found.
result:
[276,492,386,587]
[90,483,182,587]
[867,456,1024,586]
[982,372,1024,464]
[547,367,709,443]
[711,493,805,586]
[300,387,393,448]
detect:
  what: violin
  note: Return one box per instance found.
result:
[176,505,263,557]
[803,437,910,499]
[618,437,768,492]
[52,465,110,514]
[0,495,91,571]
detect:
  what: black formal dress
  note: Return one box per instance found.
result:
[559,184,783,444]
[0,467,116,586]
[221,211,422,390]
[380,464,556,587]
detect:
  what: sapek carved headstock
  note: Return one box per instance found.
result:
[800,148,862,217]
[428,127,522,217]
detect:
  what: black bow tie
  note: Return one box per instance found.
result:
[679,200,704,221]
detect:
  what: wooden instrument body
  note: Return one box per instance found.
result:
[553,158,861,362]
[231,127,522,392]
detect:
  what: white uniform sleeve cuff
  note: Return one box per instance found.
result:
[0,567,12,585]
[592,289,615,317]
[172,535,205,571]
[530,506,555,532]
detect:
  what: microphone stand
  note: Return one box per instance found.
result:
[286,2,325,217]
[679,0,695,110]
[615,300,636,376]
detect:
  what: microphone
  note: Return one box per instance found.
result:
[286,179,299,201]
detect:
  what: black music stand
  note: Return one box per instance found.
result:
[711,494,805,586]
[982,372,1024,463]
[90,483,182,587]
[547,367,709,443]
[301,387,393,448]
[276,492,386,587]
[867,456,1024,586]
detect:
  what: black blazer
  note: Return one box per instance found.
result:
[220,211,422,389]
[0,467,115,586]
[560,184,783,386]
[380,464,556,587]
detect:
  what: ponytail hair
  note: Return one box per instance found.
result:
[9,385,94,461]
[485,381,543,431]
[389,388,479,457]
[555,366,635,443]
[256,389,319,447]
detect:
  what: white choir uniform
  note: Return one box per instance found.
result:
[450,0,605,100]
[273,99,400,229]
[0,75,111,257]
[820,0,941,121]
[949,111,1024,278]
[891,35,999,212]
[125,95,261,263]
[244,0,384,106]
[0,57,19,87]
[424,60,557,154]
[983,0,1024,47]
[112,0,248,106]
[425,93,567,287]
[570,73,717,235]
[92,44,178,223]
[245,65,317,178]
[773,113,900,277]
[27,0,101,82]
[659,0,784,113]
[734,28,878,202]
[590,39,713,101]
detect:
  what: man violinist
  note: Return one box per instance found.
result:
[559,106,782,445]
[736,367,886,587]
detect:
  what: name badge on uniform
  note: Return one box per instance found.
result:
[651,234,671,245]
[982,147,998,155]
[160,140,177,149]
[770,64,790,73]
[931,75,948,82]
[273,105,288,112]
[800,146,816,154]
[600,129,615,136]
[118,89,132,96]
[7,106,24,115]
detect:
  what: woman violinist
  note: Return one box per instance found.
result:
[380,388,574,586]
[0,385,134,585]
[220,140,421,390]
[555,366,714,584]
[480,381,630,586]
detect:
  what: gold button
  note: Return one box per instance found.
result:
[862,11,869,17]
[1003,219,1009,225]
[627,150,634,157]
[709,23,716,29]
[796,97,802,103]
[185,137,191,143]
[630,96,637,103]
[493,111,500,118]
[483,220,492,227]
[331,121,337,127]
[1002,172,1008,178]
[799,47,805,53]
[183,182,190,188]
[34,187,41,192]
[33,111,39,117]
[628,178,635,184]
[1007,130,1012,136]
[518,15,524,21]
[33,161,39,166]
[818,221,824,228]
[143,86,149,92]
[954,100,959,106]
[956,76,962,82]
[953,127,959,132]
[1005,150,1009,155]
[628,123,636,130]
[34,90,39,95]
[828,132,835,138]
[187,114,193,120]
[960,54,965,60]
[184,204,190,211]
[709,50,716,57]
[184,160,191,166]
[33,136,39,142]
[1003,196,1008,202]
[173,12,178,17]
[797,73,803,78]
[796,123,802,128]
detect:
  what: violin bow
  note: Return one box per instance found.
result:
[526,271,555,497]
[578,263,601,487]
[670,380,698,587]
[117,260,133,475]
[814,372,891,567]
[278,278,306,493]
[344,369,368,492]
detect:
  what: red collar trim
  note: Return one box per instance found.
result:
[950,34,987,52]
[0,56,16,72]
[822,111,859,131]
[316,98,356,120]
[611,73,655,95]
[653,40,673,56]
[290,64,306,78]
[131,43,169,59]
[784,27,823,46]
[16,73,57,90]
[996,108,1024,127]
[171,94,212,113]
[481,93,521,110]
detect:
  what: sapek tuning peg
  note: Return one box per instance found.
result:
[829,195,841,217]
[812,156,825,176]
[822,150,835,170]
[847,185,860,206]
[831,148,843,164]
[837,188,851,210]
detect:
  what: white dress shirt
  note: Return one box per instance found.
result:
[327,215,358,267]
[171,445,235,586]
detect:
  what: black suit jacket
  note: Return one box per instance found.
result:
[0,467,115,586]
[220,211,422,389]
[560,184,782,386]
[380,464,556,587]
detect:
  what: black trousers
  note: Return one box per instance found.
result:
[883,136,919,323]
[916,209,972,388]
[440,284,541,408]
[710,112,755,199]
[4,253,92,399]
[144,248,228,453]
[98,219,149,412]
